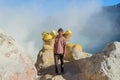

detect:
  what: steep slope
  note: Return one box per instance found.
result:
[77,41,120,80]
[0,29,36,80]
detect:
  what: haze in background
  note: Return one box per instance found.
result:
[0,0,119,60]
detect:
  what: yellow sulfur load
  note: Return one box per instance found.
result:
[63,30,72,41]
[65,43,92,61]
[42,30,72,41]
[66,43,74,48]
[66,43,83,52]
[64,43,83,61]
[50,30,56,38]
[42,32,52,41]
[42,30,56,41]
[64,30,72,35]
[73,44,83,51]
[43,34,52,41]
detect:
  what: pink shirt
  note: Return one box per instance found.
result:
[54,36,66,54]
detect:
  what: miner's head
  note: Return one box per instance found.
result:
[58,28,63,37]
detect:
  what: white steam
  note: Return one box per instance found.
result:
[0,0,118,60]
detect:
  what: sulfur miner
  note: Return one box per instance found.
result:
[35,29,92,75]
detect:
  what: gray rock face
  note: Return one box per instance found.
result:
[77,41,120,80]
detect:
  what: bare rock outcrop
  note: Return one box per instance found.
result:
[35,41,120,80]
[0,29,36,80]
[35,39,55,73]
[77,41,120,80]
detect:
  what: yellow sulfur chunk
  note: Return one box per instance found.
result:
[50,30,56,38]
[64,30,72,35]
[42,33,53,41]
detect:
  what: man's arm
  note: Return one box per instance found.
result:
[63,38,66,54]
[54,38,56,53]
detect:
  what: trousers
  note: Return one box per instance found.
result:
[54,53,64,73]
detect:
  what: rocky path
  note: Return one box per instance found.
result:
[36,61,81,80]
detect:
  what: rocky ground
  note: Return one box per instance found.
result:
[36,60,80,80]
[35,35,120,80]
[1,28,120,80]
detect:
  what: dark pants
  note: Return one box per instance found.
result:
[54,53,64,73]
